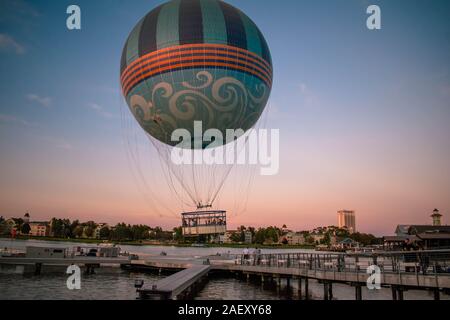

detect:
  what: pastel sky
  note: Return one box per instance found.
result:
[1,0,449,236]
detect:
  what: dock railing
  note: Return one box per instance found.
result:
[234,250,450,276]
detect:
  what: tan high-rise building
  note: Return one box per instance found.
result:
[338,210,356,234]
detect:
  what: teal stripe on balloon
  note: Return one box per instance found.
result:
[238,12,262,58]
[199,0,227,44]
[156,0,181,49]
[126,18,144,65]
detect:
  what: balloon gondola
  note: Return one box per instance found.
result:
[182,210,227,238]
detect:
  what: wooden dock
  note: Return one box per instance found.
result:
[137,265,211,300]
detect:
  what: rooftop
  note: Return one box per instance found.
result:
[409,225,450,234]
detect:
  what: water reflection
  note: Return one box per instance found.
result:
[0,272,158,300]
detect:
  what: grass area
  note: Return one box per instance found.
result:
[0,236,315,250]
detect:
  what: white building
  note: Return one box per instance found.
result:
[285,232,305,245]
[244,231,252,244]
[29,222,50,237]
[221,230,237,244]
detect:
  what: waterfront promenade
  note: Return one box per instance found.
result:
[130,250,450,300]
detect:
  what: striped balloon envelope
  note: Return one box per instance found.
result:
[120,0,273,149]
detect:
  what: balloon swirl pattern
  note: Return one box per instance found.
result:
[128,70,270,148]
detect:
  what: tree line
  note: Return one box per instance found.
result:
[0,216,381,246]
[224,225,381,246]
[0,216,175,242]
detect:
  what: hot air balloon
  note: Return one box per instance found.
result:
[120,0,272,239]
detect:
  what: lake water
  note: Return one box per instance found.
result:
[0,239,448,300]
[0,238,314,256]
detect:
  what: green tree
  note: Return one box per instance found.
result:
[73,225,84,238]
[336,229,349,238]
[149,226,172,241]
[21,223,31,235]
[50,218,64,237]
[0,222,10,236]
[320,232,331,245]
[13,218,24,232]
[349,232,380,246]
[99,226,110,239]
[84,226,94,238]
[254,228,267,244]
[173,227,183,242]
[305,235,315,245]
[265,226,280,243]
[230,232,242,243]
[110,223,132,241]
[69,220,80,238]
[130,224,151,240]
[62,219,72,238]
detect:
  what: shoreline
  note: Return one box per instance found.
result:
[0,236,315,250]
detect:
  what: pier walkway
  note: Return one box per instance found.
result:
[137,265,211,300]
[2,247,450,300]
[224,251,450,288]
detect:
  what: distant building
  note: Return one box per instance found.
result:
[218,230,252,244]
[431,208,442,226]
[244,231,252,244]
[310,232,325,244]
[284,232,305,245]
[385,209,450,249]
[221,230,237,244]
[337,238,359,250]
[407,225,450,249]
[337,210,356,234]
[29,222,50,237]
[395,225,410,237]
[408,225,450,235]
